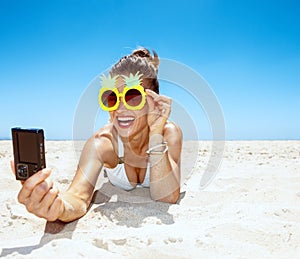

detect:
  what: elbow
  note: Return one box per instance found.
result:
[151,188,180,204]
[164,191,180,204]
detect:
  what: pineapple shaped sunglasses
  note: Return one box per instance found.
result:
[98,72,147,111]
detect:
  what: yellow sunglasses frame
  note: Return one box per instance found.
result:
[98,85,147,111]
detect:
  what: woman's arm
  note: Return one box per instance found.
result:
[11,135,104,222]
[12,125,116,222]
[148,122,182,203]
[58,133,113,222]
[146,89,183,203]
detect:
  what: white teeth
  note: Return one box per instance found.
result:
[118,117,134,122]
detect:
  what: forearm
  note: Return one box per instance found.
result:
[149,155,180,203]
[148,133,180,203]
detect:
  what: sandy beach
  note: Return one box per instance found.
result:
[0,140,300,258]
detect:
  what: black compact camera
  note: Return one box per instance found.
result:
[11,128,46,180]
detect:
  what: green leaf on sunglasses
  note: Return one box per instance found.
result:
[123,71,143,88]
[100,74,118,89]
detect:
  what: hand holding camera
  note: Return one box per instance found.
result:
[11,128,64,221]
[10,163,64,221]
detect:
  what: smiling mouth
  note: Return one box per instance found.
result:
[117,116,135,128]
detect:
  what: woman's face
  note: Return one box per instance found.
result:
[109,77,148,138]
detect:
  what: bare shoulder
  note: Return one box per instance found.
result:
[161,122,182,164]
[163,121,183,144]
[90,123,117,165]
[94,123,114,139]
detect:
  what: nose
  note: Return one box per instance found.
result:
[116,96,127,111]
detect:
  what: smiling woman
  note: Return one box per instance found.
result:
[12,48,183,222]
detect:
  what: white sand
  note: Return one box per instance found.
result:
[0,140,300,258]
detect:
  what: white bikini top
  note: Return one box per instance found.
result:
[104,136,150,191]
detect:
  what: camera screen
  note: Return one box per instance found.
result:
[18,132,39,163]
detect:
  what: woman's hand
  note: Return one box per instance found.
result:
[146,89,172,134]
[11,161,64,221]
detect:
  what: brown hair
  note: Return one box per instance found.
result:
[110,48,160,93]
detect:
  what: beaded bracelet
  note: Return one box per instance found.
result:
[146,142,168,155]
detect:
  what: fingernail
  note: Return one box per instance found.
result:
[42,168,51,174]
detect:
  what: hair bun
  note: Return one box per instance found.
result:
[131,48,160,71]
[132,48,151,58]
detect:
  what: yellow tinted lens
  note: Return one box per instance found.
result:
[99,88,119,111]
[102,90,117,108]
[123,86,146,110]
[125,89,143,106]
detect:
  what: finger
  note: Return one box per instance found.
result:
[10,160,15,173]
[147,96,171,112]
[146,89,171,104]
[157,98,172,106]
[162,107,171,117]
[146,91,161,102]
[145,89,159,98]
[30,179,54,204]
[43,187,59,208]
[27,187,58,218]
[154,101,171,113]
[158,101,171,109]
[39,187,60,217]
[11,160,26,185]
[146,95,156,112]
[18,168,51,204]
[47,197,64,221]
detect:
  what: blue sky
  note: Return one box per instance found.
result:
[0,0,299,140]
